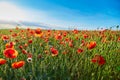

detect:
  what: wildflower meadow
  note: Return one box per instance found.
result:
[0,27,120,80]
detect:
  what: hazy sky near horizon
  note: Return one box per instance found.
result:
[0,0,120,29]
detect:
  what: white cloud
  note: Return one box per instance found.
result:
[0,2,66,27]
[0,2,48,24]
[0,1,83,29]
[0,1,27,22]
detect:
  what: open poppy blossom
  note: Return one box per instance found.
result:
[50,47,58,56]
[91,54,106,66]
[87,41,96,49]
[34,28,43,37]
[12,61,25,69]
[3,48,18,59]
[1,35,9,41]
[0,58,7,65]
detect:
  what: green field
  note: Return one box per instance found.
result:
[0,28,120,80]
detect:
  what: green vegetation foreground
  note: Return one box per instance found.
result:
[0,27,120,80]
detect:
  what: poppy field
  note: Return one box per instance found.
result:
[0,27,120,80]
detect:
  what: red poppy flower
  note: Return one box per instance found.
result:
[5,43,14,49]
[19,45,23,50]
[0,58,7,65]
[55,34,62,40]
[9,30,13,32]
[28,39,32,44]
[69,42,73,47]
[3,48,18,59]
[80,40,86,46]
[65,38,69,42]
[47,29,51,32]
[1,35,9,41]
[27,28,31,31]
[34,28,43,37]
[22,49,27,54]
[21,30,24,33]
[12,61,25,69]
[50,47,58,56]
[47,32,51,36]
[59,41,65,45]
[117,37,120,41]
[73,29,78,34]
[12,33,18,37]
[77,48,83,54]
[5,42,15,49]
[91,54,106,66]
[63,32,67,37]
[15,39,19,42]
[29,30,35,35]
[87,41,96,49]
[44,38,49,42]
[83,34,88,39]
[81,40,85,43]
[27,53,33,58]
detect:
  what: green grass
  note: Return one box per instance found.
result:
[0,28,120,80]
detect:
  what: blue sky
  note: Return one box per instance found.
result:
[0,0,120,29]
